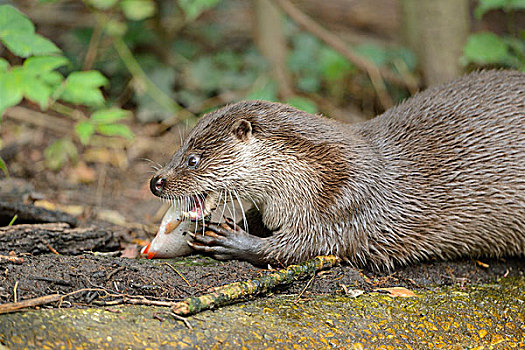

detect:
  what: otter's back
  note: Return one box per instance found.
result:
[356,70,525,261]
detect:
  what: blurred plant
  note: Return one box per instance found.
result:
[286,31,416,110]
[0,5,133,171]
[463,0,525,70]
[0,0,420,176]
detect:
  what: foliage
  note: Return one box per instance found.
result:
[0,5,60,57]
[0,0,421,175]
[287,31,415,106]
[474,0,525,19]
[463,0,525,70]
[44,138,78,171]
[0,156,7,176]
[0,5,132,171]
[178,0,221,21]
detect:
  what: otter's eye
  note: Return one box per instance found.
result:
[186,154,201,169]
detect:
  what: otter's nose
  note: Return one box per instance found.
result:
[150,175,166,196]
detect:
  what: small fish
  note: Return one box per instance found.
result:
[141,205,196,259]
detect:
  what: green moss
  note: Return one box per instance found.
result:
[1,277,524,349]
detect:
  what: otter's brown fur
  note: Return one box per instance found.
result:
[151,70,525,269]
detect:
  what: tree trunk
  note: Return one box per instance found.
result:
[254,0,294,99]
[401,0,470,86]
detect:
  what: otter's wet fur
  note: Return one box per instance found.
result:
[151,70,525,269]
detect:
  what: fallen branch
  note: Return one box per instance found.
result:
[0,288,155,314]
[4,106,72,134]
[0,294,62,314]
[0,223,119,255]
[172,255,340,316]
[0,201,78,227]
[0,256,340,315]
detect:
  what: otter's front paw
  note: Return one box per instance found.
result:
[186,219,265,265]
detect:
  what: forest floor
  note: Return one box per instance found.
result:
[0,108,524,348]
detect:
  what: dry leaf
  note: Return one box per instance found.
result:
[84,147,128,169]
[476,260,489,268]
[69,161,97,184]
[34,200,84,216]
[376,287,416,298]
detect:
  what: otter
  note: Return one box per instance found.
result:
[150,70,525,269]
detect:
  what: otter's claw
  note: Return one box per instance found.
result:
[187,221,266,266]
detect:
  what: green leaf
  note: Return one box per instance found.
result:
[95,124,134,139]
[0,156,8,176]
[121,0,156,21]
[319,48,354,81]
[21,33,60,56]
[0,58,9,72]
[40,70,64,88]
[0,6,60,57]
[286,96,318,114]
[0,72,24,116]
[23,78,52,110]
[474,0,507,19]
[91,108,131,124]
[508,0,525,9]
[60,71,108,106]
[85,0,119,10]
[463,32,509,65]
[23,56,69,75]
[475,0,525,18]
[44,138,78,171]
[178,0,220,21]
[75,121,96,145]
[105,19,127,37]
[0,5,33,36]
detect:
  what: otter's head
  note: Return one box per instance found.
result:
[150,101,278,220]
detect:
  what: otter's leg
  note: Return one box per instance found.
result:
[187,220,268,266]
[187,210,272,266]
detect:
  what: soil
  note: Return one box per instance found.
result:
[0,111,524,311]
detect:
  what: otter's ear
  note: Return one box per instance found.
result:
[233,119,252,142]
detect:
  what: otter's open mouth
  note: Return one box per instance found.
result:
[183,192,218,221]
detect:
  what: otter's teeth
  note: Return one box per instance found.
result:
[183,208,203,220]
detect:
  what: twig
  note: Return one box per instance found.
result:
[112,37,186,118]
[106,266,126,280]
[83,14,104,70]
[0,287,179,314]
[45,242,60,255]
[30,276,71,286]
[0,294,62,314]
[120,296,175,308]
[0,257,340,316]
[50,102,86,122]
[162,262,192,287]
[171,255,340,316]
[4,106,72,134]
[168,311,193,330]
[272,0,419,105]
[295,274,315,301]
[13,281,19,303]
